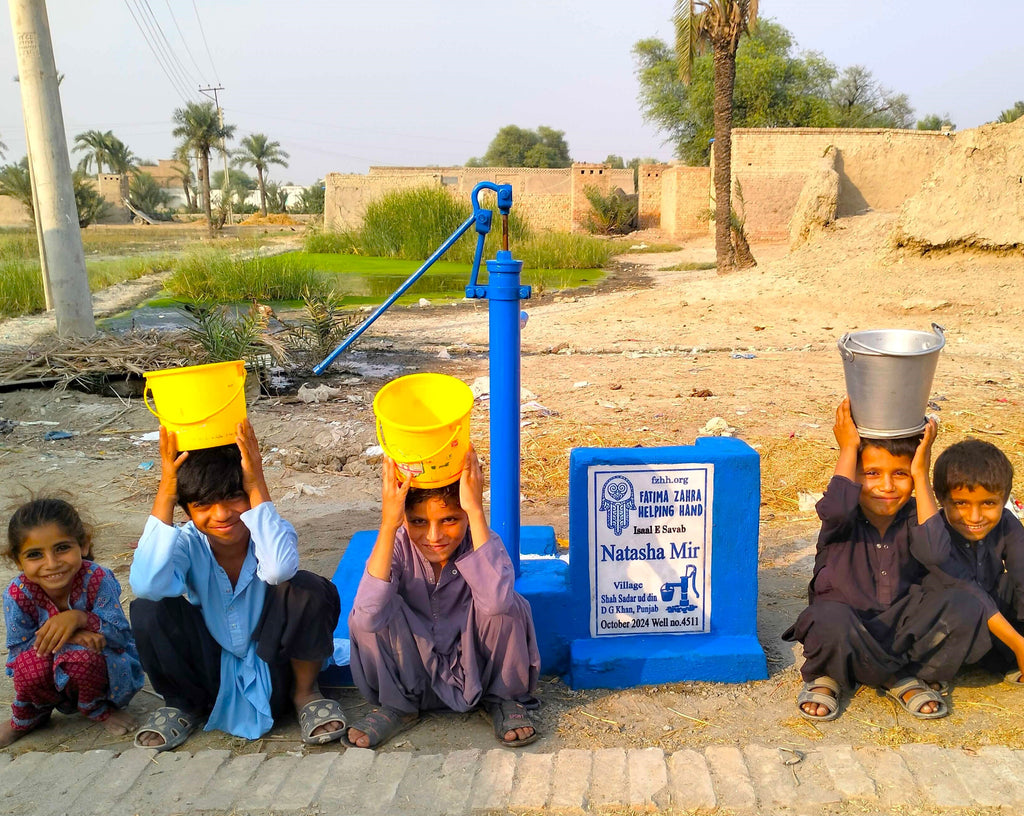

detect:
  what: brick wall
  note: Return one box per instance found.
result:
[324,171,442,231]
[0,195,31,226]
[660,165,711,240]
[637,164,667,229]
[569,164,634,232]
[96,174,130,224]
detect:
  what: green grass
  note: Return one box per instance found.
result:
[166,248,326,301]
[617,242,684,254]
[0,259,45,315]
[657,261,716,271]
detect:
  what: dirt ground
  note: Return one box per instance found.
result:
[2,212,1024,761]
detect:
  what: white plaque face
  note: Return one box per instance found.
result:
[587,463,713,636]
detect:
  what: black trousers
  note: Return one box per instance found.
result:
[130,570,340,717]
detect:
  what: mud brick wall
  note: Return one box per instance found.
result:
[730,128,953,239]
[96,174,130,224]
[0,195,31,226]
[637,164,668,229]
[325,171,442,231]
[455,167,573,233]
[661,165,711,240]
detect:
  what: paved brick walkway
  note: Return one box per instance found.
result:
[0,743,1021,814]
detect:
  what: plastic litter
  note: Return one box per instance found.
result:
[730,352,757,359]
[138,461,154,471]
[43,430,73,441]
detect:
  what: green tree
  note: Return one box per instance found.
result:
[603,154,626,168]
[106,135,138,175]
[916,113,955,131]
[293,180,325,214]
[0,158,34,219]
[996,101,1024,123]
[171,101,236,235]
[0,134,6,161]
[172,143,197,212]
[675,0,759,271]
[263,181,290,214]
[71,171,109,227]
[234,133,290,217]
[828,65,913,128]
[129,171,172,217]
[73,129,115,177]
[469,125,572,167]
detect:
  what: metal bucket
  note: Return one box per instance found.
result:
[838,324,945,438]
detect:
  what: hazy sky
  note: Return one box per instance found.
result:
[2,2,1022,186]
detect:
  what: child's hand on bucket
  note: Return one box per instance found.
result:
[380,457,411,532]
[154,427,188,507]
[236,420,271,507]
[833,397,861,451]
[459,445,485,517]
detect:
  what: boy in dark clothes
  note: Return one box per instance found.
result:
[783,398,963,720]
[346,446,540,749]
[908,438,1024,683]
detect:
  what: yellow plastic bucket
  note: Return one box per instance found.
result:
[373,373,474,488]
[144,360,248,451]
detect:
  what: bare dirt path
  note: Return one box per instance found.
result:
[1,215,1023,760]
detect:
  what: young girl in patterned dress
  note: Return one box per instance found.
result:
[0,498,143,747]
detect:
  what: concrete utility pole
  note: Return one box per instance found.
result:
[199,85,229,221]
[9,0,94,337]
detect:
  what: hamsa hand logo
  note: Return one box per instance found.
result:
[599,476,635,536]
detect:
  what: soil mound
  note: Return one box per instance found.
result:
[892,118,1024,251]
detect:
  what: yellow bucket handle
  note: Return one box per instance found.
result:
[144,376,247,427]
[377,419,464,469]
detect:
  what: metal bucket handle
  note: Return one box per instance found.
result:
[838,323,945,361]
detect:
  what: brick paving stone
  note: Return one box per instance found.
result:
[26,749,114,816]
[548,748,592,813]
[750,744,843,808]
[111,749,192,816]
[72,748,155,816]
[232,753,301,812]
[432,749,481,816]
[391,753,445,816]
[854,746,920,809]
[0,752,51,801]
[168,750,232,812]
[360,749,413,814]
[469,749,515,813]
[944,746,1020,809]
[666,749,715,811]
[626,747,668,810]
[898,744,972,808]
[190,752,267,813]
[820,744,875,799]
[273,751,341,812]
[704,745,756,812]
[508,751,553,810]
[974,746,1024,807]
[316,746,376,813]
[589,747,625,811]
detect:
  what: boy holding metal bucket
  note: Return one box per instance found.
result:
[783,399,984,720]
[345,446,541,749]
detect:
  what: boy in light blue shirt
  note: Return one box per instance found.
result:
[129,420,344,751]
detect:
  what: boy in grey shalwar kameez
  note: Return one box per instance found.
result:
[346,447,540,749]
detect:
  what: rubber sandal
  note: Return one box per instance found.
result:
[886,676,949,719]
[1004,670,1024,686]
[343,706,419,749]
[133,706,199,752]
[298,698,347,746]
[796,676,841,721]
[482,699,541,747]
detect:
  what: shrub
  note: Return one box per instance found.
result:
[516,232,613,269]
[583,186,637,235]
[304,229,361,254]
[0,258,44,316]
[167,247,326,301]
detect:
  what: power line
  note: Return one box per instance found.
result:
[163,0,207,82]
[192,0,220,86]
[123,0,192,102]
[137,0,200,90]
[126,0,193,99]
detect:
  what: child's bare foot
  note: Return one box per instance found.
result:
[0,720,28,749]
[102,709,135,737]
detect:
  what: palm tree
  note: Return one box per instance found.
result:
[105,135,138,175]
[234,133,290,217]
[0,158,34,220]
[172,142,198,212]
[0,134,7,161]
[675,0,758,271]
[73,129,116,178]
[172,101,235,235]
